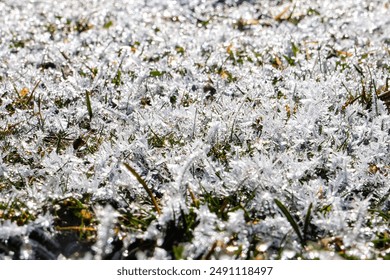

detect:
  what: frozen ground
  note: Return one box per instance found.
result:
[0,0,389,260]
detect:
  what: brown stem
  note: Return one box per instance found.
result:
[123,162,161,215]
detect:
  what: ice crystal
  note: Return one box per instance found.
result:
[1,0,389,259]
[92,205,119,259]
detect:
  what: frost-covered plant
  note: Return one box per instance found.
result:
[1,0,389,259]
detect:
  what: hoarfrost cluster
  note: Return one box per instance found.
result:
[0,0,389,259]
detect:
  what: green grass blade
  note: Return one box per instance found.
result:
[85,90,93,120]
[123,162,161,215]
[303,203,313,242]
[274,199,304,245]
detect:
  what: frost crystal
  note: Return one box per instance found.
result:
[1,0,389,259]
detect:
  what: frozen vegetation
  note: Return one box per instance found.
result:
[0,0,389,260]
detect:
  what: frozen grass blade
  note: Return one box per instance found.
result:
[1,0,390,260]
[123,162,161,215]
[274,199,304,245]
